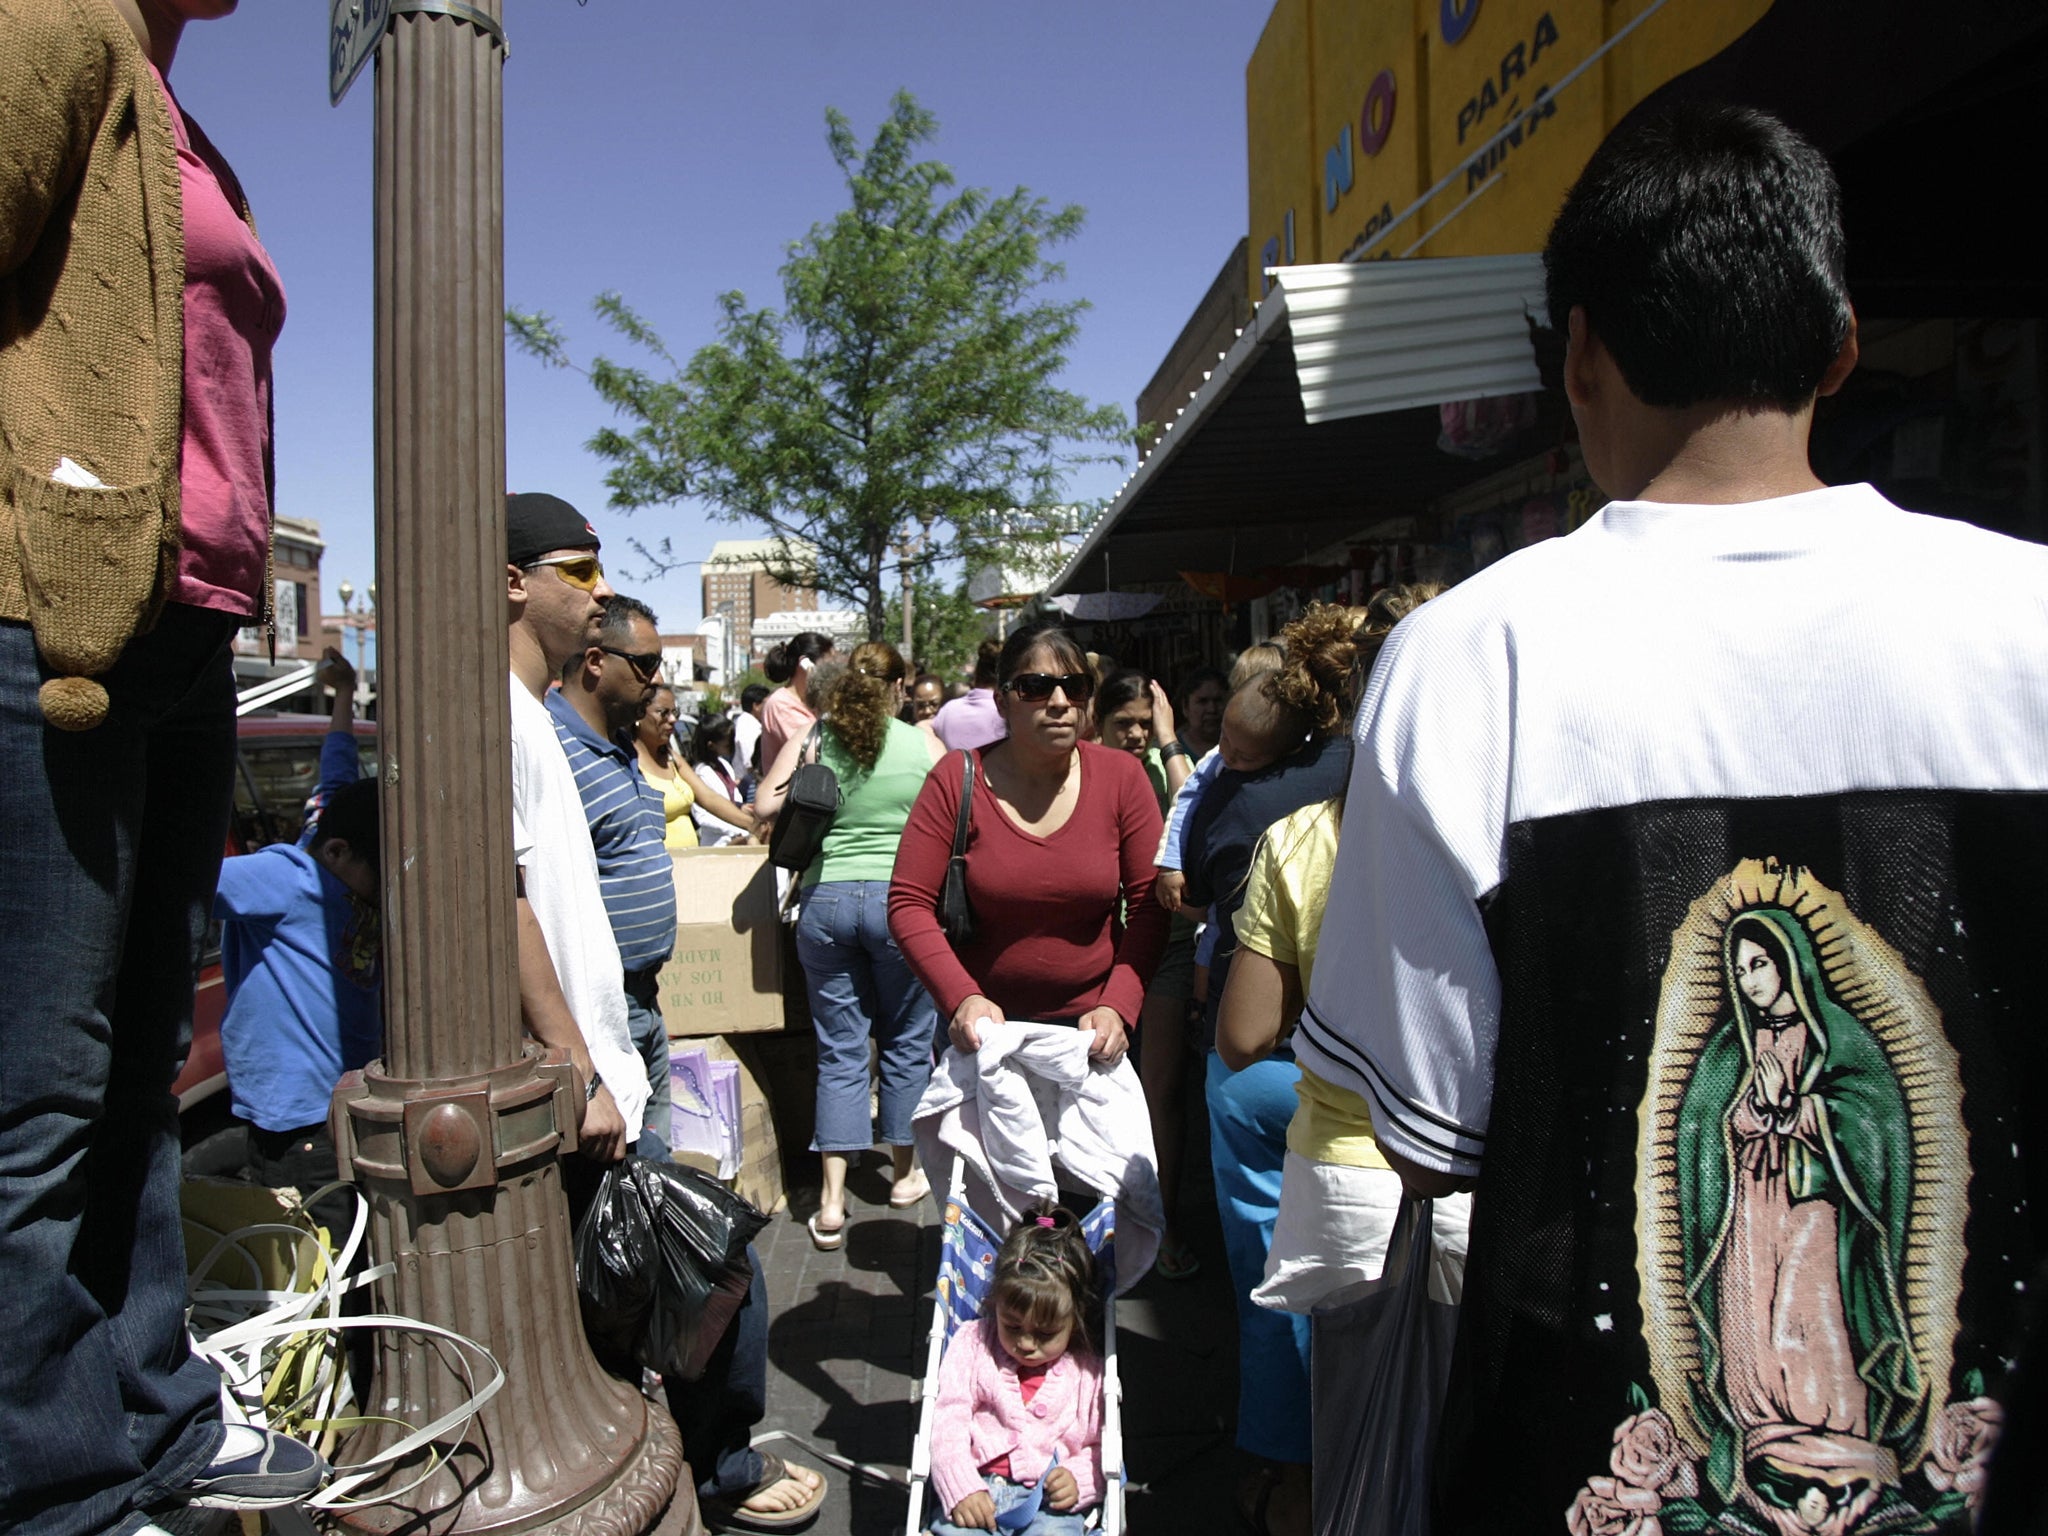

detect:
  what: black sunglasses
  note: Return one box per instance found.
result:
[599,646,663,682]
[1005,671,1094,704]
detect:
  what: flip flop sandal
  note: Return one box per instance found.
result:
[1154,1238,1202,1281]
[887,1170,931,1208]
[703,1453,828,1532]
[806,1211,846,1251]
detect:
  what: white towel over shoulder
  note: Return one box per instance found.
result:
[912,1021,1163,1290]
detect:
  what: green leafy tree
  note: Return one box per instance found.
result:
[885,577,988,680]
[509,90,1130,639]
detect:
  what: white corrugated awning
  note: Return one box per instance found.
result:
[1276,256,1547,424]
[1049,254,1552,595]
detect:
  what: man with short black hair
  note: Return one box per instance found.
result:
[506,495,828,1529]
[1302,103,2047,1531]
[505,492,638,1163]
[549,591,677,1154]
[216,773,381,1240]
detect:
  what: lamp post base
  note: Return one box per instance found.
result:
[329,1055,693,1536]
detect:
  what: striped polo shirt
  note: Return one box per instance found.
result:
[545,689,676,973]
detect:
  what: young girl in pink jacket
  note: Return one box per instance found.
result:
[928,1203,1105,1534]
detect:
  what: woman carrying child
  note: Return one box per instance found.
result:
[928,1203,1106,1534]
[1215,588,1472,1322]
[1176,606,1367,1536]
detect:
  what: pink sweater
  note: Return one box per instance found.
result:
[929,1318,1105,1516]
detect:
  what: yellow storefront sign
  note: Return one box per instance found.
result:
[1247,0,1775,301]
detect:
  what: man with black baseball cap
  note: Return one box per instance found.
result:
[505,492,639,1161]
[503,494,831,1528]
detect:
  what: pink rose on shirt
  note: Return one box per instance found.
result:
[1565,1476,1662,1536]
[1609,1409,1699,1499]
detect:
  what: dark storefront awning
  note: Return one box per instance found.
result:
[1050,256,1549,595]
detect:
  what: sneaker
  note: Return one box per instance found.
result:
[176,1424,329,1509]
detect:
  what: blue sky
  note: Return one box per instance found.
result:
[170,1,1274,635]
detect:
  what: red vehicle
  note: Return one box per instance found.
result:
[177,713,379,1170]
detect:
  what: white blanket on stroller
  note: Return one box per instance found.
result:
[913,1021,1163,1291]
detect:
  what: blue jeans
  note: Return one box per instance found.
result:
[794,881,937,1152]
[926,1476,1088,1535]
[1206,1048,1312,1464]
[665,1246,769,1502]
[624,967,672,1157]
[0,610,238,1536]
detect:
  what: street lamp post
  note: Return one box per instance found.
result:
[329,6,690,1532]
[335,579,377,680]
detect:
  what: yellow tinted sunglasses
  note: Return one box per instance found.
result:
[522,553,604,591]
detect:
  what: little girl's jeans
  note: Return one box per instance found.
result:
[927,1476,1089,1535]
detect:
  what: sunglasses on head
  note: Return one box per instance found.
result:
[1005,671,1094,703]
[522,552,604,591]
[599,646,663,682]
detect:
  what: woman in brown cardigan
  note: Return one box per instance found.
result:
[0,1,326,1523]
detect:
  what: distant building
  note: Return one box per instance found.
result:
[749,607,867,663]
[659,631,708,686]
[235,515,331,711]
[700,538,818,663]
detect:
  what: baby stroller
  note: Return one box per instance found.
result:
[903,1021,1163,1536]
[904,1161,1125,1535]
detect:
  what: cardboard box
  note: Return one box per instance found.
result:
[699,1035,787,1216]
[659,845,784,1036]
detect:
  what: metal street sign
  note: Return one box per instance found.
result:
[331,0,392,106]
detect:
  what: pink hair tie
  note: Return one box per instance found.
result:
[1035,1216,1056,1228]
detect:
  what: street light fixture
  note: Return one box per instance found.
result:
[326,5,687,1533]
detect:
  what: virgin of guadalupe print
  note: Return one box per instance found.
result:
[1568,859,1996,1536]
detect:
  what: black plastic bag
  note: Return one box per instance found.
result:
[1310,1195,1458,1536]
[572,1157,769,1380]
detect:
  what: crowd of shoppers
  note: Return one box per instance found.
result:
[10,36,2044,1535]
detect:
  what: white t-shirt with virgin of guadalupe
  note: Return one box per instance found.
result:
[509,676,648,1133]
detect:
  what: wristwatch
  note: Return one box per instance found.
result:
[1160,740,1190,762]
[586,1069,604,1103]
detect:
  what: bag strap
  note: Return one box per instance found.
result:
[950,750,976,858]
[771,721,825,797]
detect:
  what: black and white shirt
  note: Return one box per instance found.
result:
[1303,485,2048,1534]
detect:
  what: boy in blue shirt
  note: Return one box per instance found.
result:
[215,776,380,1237]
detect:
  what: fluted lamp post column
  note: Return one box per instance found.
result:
[328,5,691,1532]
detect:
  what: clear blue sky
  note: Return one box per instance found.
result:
[170,1,1274,635]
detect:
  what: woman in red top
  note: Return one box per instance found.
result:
[890,623,1168,1063]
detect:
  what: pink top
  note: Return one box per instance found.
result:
[759,684,816,773]
[155,68,285,619]
[929,1318,1104,1515]
[933,688,1005,753]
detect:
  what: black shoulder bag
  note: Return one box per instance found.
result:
[937,749,977,943]
[767,723,840,872]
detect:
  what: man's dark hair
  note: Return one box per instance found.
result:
[739,683,770,713]
[597,594,657,646]
[1543,101,1851,412]
[313,780,380,877]
[971,637,1001,689]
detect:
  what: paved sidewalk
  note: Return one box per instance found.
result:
[752,1140,1243,1536]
